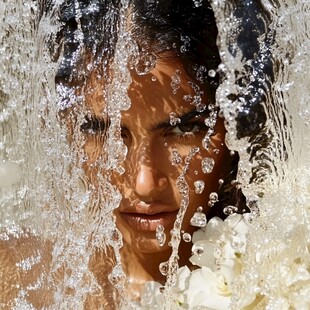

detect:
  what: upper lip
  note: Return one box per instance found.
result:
[119,199,178,215]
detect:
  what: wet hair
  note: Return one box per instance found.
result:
[40,0,123,83]
[130,0,221,87]
[46,0,221,86]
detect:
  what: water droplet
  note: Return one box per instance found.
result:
[208,69,216,77]
[151,76,157,82]
[156,225,166,247]
[194,0,203,7]
[196,103,206,112]
[194,180,205,194]
[176,177,188,194]
[171,148,182,166]
[183,94,192,102]
[171,70,181,94]
[204,117,216,128]
[209,192,218,203]
[169,112,181,126]
[230,150,236,156]
[201,157,215,174]
[156,225,164,233]
[223,205,239,215]
[190,210,207,227]
[194,170,199,175]
[182,232,192,243]
[159,261,169,276]
[213,148,220,155]
[218,179,224,185]
[135,53,156,75]
[180,35,190,53]
[197,206,203,212]
[180,45,187,53]
[202,135,211,150]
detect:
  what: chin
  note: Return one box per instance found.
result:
[124,232,171,254]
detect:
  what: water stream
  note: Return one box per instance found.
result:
[0,0,309,309]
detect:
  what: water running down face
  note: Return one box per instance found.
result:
[81,57,229,257]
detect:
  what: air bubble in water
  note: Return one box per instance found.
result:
[201,157,215,174]
[182,232,192,243]
[194,180,205,194]
[223,205,239,215]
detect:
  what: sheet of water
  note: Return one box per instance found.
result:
[0,0,309,309]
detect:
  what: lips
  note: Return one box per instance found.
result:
[119,201,179,232]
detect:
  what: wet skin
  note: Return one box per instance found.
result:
[81,58,230,290]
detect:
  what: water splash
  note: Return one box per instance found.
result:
[1,0,309,308]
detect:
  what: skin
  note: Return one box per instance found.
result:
[81,56,230,296]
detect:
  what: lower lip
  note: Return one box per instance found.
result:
[120,211,179,232]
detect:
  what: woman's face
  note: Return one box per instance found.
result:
[82,57,229,255]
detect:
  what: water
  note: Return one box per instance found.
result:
[0,0,309,309]
[211,0,310,308]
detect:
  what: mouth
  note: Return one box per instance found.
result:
[120,210,179,232]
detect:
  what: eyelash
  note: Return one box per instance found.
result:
[165,121,207,140]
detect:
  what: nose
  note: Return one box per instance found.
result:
[134,163,168,199]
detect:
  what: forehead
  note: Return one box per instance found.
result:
[85,57,208,120]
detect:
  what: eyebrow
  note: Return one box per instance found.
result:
[151,108,210,130]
